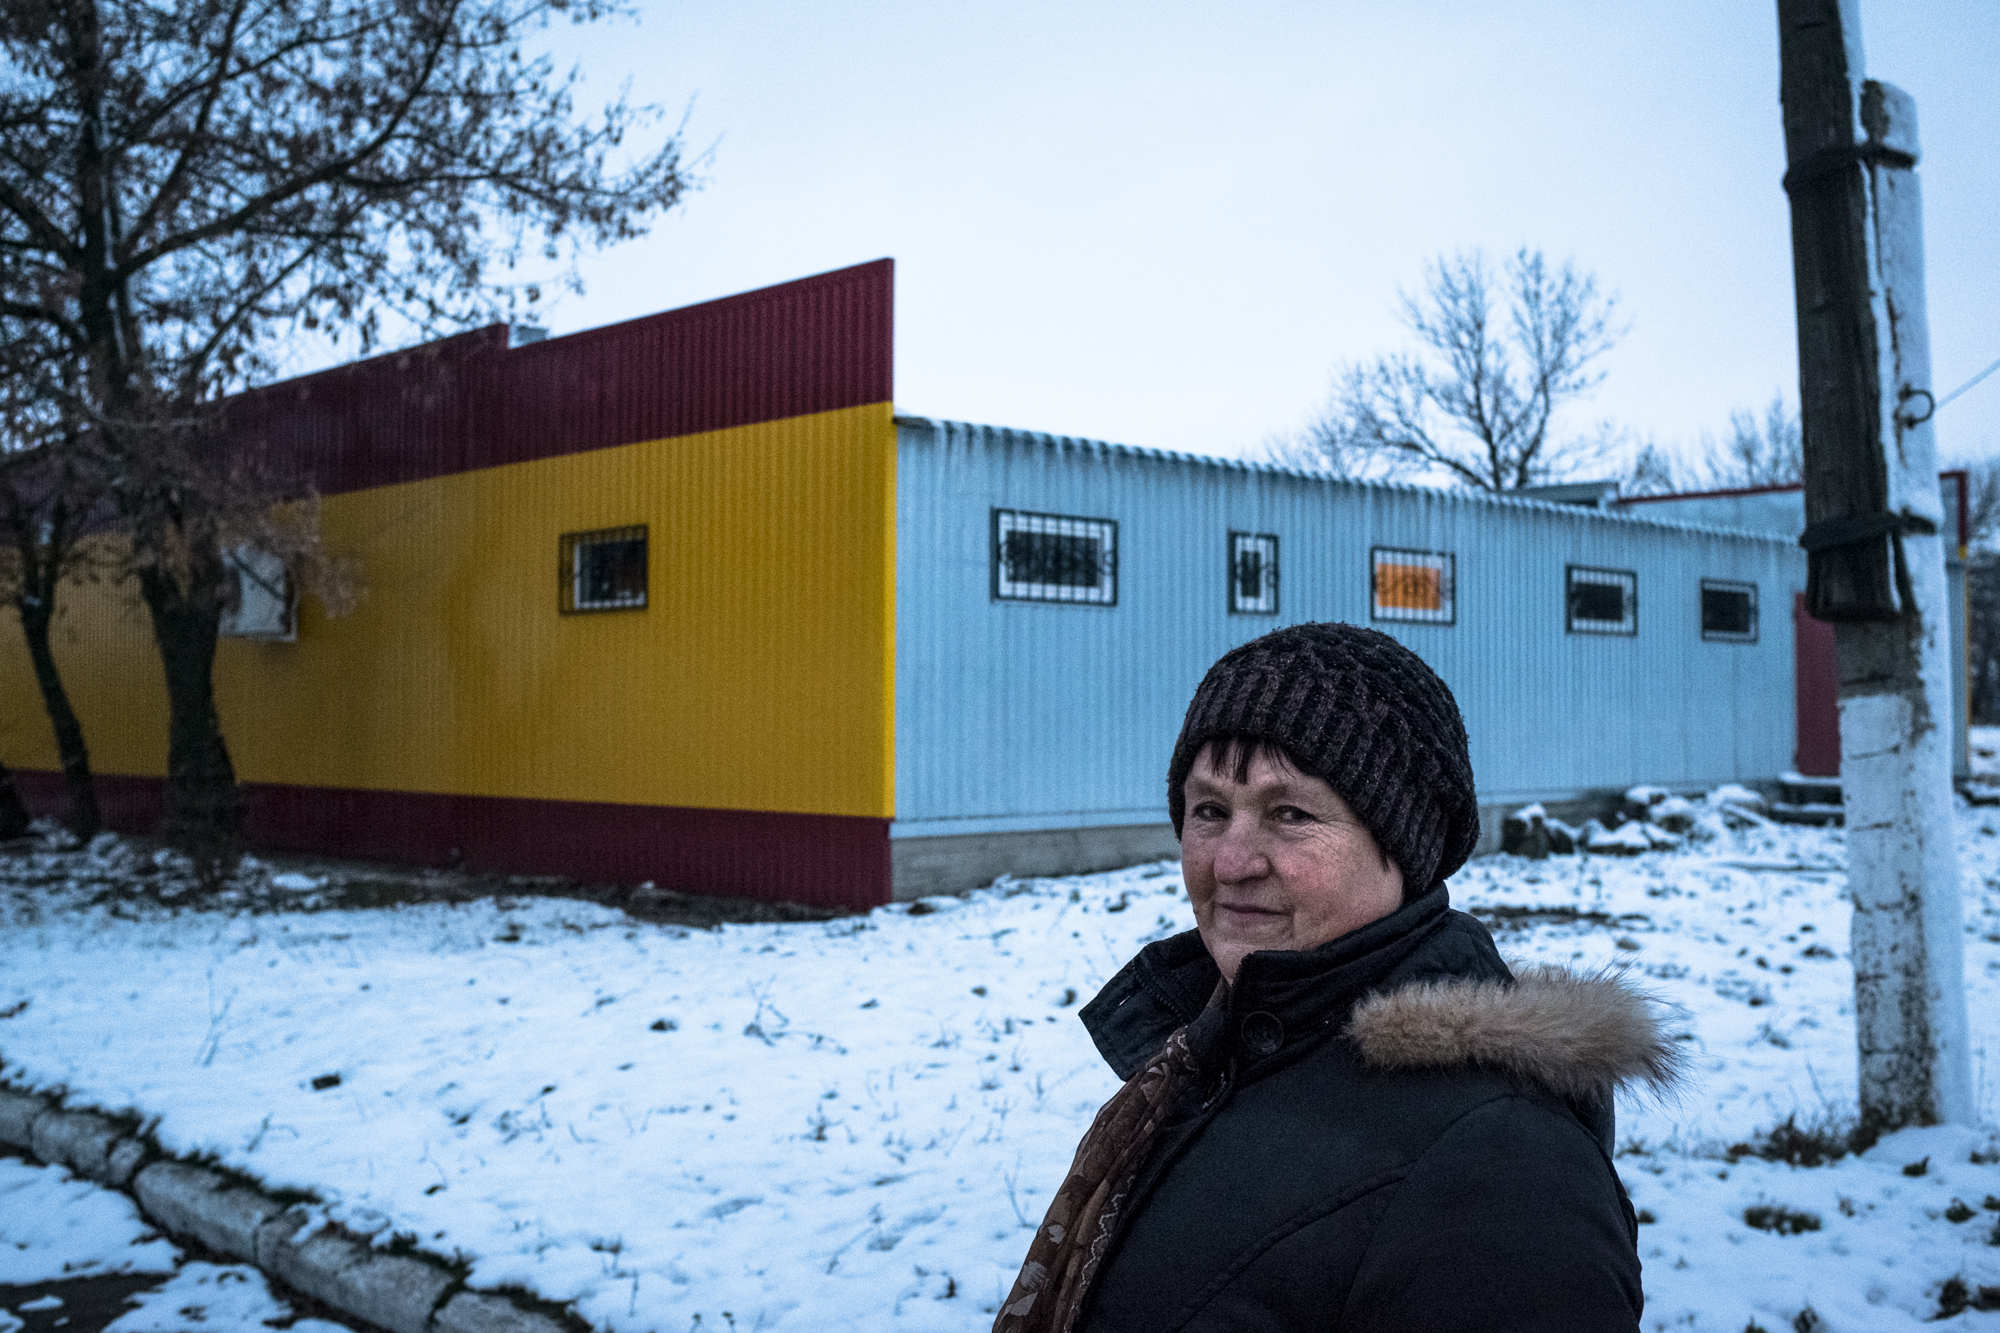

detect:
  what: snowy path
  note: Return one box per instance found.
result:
[4,795,2000,1331]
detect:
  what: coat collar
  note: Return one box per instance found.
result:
[1080,887,1509,1081]
[1081,886,1683,1109]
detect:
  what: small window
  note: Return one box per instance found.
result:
[1229,533,1279,614]
[1371,548,1455,625]
[1567,565,1636,635]
[1701,579,1758,643]
[992,509,1117,605]
[219,546,296,641]
[561,525,648,613]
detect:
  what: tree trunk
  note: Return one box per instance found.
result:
[17,595,101,839]
[136,562,242,861]
[0,757,31,841]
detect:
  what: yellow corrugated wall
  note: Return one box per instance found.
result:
[0,401,897,820]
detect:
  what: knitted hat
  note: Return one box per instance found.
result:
[1166,622,1479,895]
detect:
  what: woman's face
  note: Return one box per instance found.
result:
[1180,742,1404,985]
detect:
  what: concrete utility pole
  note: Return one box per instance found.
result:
[1776,0,1973,1131]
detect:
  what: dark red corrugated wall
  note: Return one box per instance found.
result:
[231,259,895,494]
[1794,593,1841,776]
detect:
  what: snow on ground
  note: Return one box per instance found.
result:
[0,1154,352,1333]
[100,1262,353,1333]
[0,1157,176,1285]
[4,789,2000,1331]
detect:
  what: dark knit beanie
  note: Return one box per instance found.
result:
[1166,622,1479,895]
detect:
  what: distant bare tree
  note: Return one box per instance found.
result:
[1623,397,1804,496]
[0,0,692,860]
[1294,249,1624,490]
[1697,397,1804,489]
[1964,459,2000,548]
[1621,436,1680,498]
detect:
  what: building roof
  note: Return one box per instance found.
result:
[894,415,1804,548]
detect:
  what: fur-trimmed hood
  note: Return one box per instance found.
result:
[1346,964,1685,1102]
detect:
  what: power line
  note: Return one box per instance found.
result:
[1938,353,2000,413]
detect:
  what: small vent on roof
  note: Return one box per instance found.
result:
[509,325,549,348]
[1517,479,1621,509]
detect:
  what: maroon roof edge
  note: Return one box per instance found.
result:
[1614,481,1806,506]
[229,259,895,496]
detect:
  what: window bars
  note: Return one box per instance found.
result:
[992,509,1118,605]
[1371,548,1455,625]
[560,525,648,613]
[218,546,296,641]
[1229,533,1279,615]
[1566,565,1636,635]
[1700,579,1758,643]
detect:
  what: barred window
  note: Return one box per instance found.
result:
[1700,579,1757,643]
[1371,548,1455,625]
[1566,565,1636,635]
[1229,533,1279,614]
[992,509,1118,605]
[219,546,296,641]
[561,525,648,613]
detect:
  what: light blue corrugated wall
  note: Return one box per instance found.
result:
[893,418,1805,833]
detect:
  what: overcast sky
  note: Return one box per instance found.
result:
[520,0,1998,476]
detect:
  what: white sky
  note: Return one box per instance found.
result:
[520,0,1998,474]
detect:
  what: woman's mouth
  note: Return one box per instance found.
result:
[1217,901,1283,919]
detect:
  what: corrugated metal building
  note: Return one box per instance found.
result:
[890,419,1804,893]
[0,260,1815,906]
[1617,476,1971,782]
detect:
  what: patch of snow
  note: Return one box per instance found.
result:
[3,803,2000,1330]
[1588,821,1655,854]
[0,1157,179,1283]
[103,1262,351,1333]
[1709,783,1770,811]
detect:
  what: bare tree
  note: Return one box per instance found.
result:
[0,326,103,838]
[1296,249,1624,490]
[1624,396,1804,496]
[0,444,110,841]
[1705,396,1804,488]
[0,0,692,857]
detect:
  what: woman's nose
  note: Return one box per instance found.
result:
[1211,818,1269,882]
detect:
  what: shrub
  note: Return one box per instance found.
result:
[1725,1114,1853,1168]
[1743,1204,1821,1235]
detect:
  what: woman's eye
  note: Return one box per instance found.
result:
[1191,801,1228,820]
[1272,806,1314,824]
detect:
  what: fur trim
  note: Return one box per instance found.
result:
[1345,965,1685,1101]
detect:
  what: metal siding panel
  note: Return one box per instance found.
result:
[226,260,895,495]
[895,420,1805,830]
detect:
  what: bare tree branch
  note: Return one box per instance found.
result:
[0,0,696,855]
[1292,248,1625,490]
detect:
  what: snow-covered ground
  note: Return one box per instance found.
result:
[0,1153,354,1333]
[5,776,2000,1332]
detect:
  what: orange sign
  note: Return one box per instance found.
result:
[1375,563,1443,611]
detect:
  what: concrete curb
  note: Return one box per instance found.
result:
[0,1083,574,1333]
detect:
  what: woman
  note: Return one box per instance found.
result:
[996,622,1680,1333]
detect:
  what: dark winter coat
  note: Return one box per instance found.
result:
[1074,888,1677,1333]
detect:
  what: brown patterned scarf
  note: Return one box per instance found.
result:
[991,1022,1203,1333]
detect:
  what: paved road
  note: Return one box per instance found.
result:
[0,1152,360,1333]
